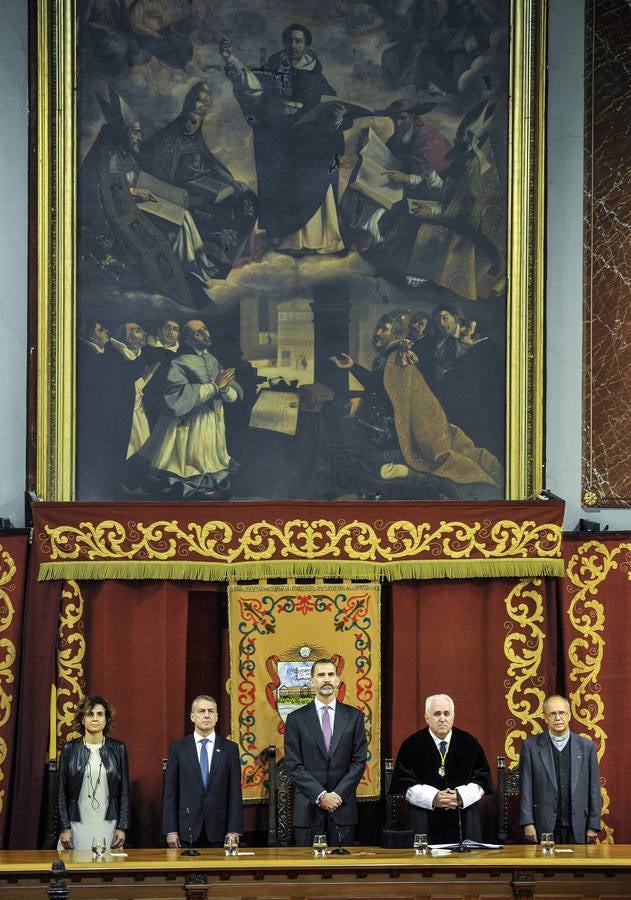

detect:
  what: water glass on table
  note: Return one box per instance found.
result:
[313,834,328,857]
[224,834,238,857]
[413,833,429,855]
[541,833,555,854]
[91,836,106,858]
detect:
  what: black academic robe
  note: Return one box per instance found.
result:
[390,727,492,843]
[243,51,344,238]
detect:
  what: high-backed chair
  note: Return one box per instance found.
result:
[496,755,521,843]
[381,756,414,848]
[265,745,294,847]
[43,758,60,849]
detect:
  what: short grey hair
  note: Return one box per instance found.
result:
[543,694,570,714]
[191,694,217,713]
[425,693,455,716]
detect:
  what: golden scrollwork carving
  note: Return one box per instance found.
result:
[57,580,86,743]
[503,578,546,765]
[565,540,614,841]
[44,517,563,566]
[564,541,609,745]
[0,543,18,815]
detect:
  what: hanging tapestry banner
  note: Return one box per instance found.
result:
[33,500,565,582]
[228,582,381,803]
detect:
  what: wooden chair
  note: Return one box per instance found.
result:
[43,758,60,849]
[496,755,521,843]
[381,756,414,848]
[265,745,294,847]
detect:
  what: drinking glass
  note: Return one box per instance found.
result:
[91,836,106,858]
[223,834,238,857]
[540,832,555,854]
[313,834,328,857]
[413,833,429,855]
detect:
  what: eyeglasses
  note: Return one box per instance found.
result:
[545,710,569,719]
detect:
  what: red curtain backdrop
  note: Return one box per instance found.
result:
[9,523,631,847]
[32,500,565,582]
[7,553,61,849]
[389,578,559,758]
[0,532,29,848]
[67,581,229,846]
[388,577,560,836]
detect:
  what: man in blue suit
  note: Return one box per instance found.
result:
[284,659,368,846]
[519,694,601,844]
[163,695,243,848]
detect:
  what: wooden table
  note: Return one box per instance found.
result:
[2,845,631,899]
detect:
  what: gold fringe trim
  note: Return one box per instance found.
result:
[38,558,565,583]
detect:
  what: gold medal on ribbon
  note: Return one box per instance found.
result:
[437,740,448,778]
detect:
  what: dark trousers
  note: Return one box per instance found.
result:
[294,817,356,847]
[554,825,576,844]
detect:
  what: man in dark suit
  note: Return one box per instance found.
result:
[163,695,243,848]
[519,694,601,844]
[284,658,368,846]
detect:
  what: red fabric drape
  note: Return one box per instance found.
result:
[77,581,228,846]
[8,550,62,849]
[0,532,30,848]
[32,500,566,582]
[10,527,631,847]
[82,580,190,845]
[560,535,631,843]
[389,578,559,756]
[389,578,560,836]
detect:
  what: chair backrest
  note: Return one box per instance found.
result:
[496,755,521,843]
[43,758,60,849]
[265,745,294,847]
[384,757,409,825]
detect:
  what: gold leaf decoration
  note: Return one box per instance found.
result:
[45,519,561,565]
[503,578,546,765]
[57,580,86,743]
[0,544,17,815]
[565,540,614,843]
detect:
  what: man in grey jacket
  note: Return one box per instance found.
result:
[519,694,601,844]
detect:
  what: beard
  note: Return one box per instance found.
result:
[397,124,415,145]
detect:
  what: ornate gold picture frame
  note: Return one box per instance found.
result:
[33,0,546,503]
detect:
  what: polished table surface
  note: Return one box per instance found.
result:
[0,844,628,869]
[2,845,631,898]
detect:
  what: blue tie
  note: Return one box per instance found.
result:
[199,739,209,788]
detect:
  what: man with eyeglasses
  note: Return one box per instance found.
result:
[519,694,601,844]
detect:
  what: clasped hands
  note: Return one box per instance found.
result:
[319,791,342,812]
[433,788,461,810]
[215,368,236,391]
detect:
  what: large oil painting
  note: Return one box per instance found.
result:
[34,0,546,503]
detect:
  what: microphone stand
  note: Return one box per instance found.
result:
[180,807,200,857]
[452,802,471,853]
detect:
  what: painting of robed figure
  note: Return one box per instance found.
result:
[70,0,529,504]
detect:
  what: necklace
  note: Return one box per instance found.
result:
[84,740,104,810]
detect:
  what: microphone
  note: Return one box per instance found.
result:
[453,800,471,853]
[180,806,200,857]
